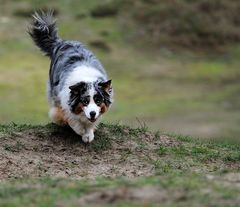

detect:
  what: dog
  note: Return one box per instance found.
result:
[28,12,113,143]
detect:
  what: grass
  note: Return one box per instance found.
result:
[0,175,239,206]
[0,123,239,206]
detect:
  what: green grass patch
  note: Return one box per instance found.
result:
[0,174,239,207]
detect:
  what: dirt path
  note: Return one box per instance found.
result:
[0,124,175,180]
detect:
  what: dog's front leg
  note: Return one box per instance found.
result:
[68,118,85,136]
[82,126,95,143]
[68,118,95,143]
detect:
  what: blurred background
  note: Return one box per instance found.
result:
[0,0,239,139]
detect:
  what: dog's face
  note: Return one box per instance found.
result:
[68,80,112,122]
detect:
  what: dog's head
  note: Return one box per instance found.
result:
[68,80,112,122]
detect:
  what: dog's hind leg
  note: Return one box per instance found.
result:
[47,80,67,126]
[49,107,68,126]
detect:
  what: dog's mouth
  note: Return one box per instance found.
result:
[88,118,96,123]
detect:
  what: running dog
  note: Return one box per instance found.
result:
[29,12,113,143]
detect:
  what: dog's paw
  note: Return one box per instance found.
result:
[82,132,94,143]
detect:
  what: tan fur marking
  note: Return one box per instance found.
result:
[105,86,111,93]
[74,103,84,114]
[100,103,108,114]
[52,107,68,126]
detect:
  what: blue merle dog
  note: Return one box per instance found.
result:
[29,12,113,143]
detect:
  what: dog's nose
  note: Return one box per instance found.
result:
[90,111,96,119]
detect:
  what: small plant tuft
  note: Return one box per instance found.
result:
[90,2,119,18]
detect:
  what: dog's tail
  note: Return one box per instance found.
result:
[28,11,60,57]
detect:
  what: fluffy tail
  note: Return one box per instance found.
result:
[28,11,60,57]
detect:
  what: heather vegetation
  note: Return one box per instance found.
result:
[116,0,240,48]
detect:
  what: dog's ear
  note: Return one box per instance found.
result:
[98,79,112,94]
[69,82,87,95]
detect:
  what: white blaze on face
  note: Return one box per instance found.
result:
[83,85,100,120]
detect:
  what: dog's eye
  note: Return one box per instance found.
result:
[94,96,103,105]
[95,99,101,104]
[82,98,89,106]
